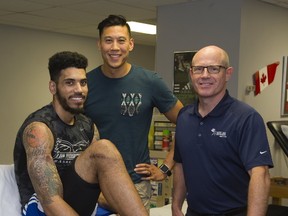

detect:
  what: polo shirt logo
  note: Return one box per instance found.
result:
[211,128,227,138]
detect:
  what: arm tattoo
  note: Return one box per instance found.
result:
[23,122,63,205]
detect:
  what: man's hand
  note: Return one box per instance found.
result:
[134,163,167,181]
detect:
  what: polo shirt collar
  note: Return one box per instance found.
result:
[190,90,235,117]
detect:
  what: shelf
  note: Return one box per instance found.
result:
[150,150,168,159]
[153,120,175,151]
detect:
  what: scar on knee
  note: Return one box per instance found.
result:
[89,153,118,162]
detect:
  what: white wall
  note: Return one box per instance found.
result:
[0,24,155,164]
[239,0,288,177]
[156,0,288,178]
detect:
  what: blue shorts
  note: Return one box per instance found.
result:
[95,205,114,216]
[22,193,45,216]
[22,193,98,216]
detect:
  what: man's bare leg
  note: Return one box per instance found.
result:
[76,139,148,216]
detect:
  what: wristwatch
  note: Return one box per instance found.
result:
[159,164,172,176]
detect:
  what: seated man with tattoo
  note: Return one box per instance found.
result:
[13,51,147,216]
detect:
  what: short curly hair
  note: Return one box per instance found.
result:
[48,51,88,82]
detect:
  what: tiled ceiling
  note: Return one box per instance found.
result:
[261,0,288,8]
[0,0,287,46]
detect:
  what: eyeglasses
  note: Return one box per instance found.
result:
[190,65,227,74]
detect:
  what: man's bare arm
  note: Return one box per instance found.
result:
[247,166,270,216]
[164,100,183,124]
[23,122,78,215]
[93,124,100,141]
[135,100,183,181]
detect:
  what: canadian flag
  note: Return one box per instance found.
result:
[254,62,279,95]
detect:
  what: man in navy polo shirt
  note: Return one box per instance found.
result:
[172,45,273,216]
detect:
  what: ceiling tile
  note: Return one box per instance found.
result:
[0,0,287,46]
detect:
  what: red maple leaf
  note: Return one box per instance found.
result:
[260,73,267,84]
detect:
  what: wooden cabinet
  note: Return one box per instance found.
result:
[270,177,288,205]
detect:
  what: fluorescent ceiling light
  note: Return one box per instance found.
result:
[127,21,156,35]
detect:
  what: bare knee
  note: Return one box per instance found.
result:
[89,139,123,166]
[75,139,123,184]
[92,139,119,155]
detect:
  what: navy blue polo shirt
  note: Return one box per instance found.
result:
[174,91,273,214]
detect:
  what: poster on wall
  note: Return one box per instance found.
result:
[173,51,197,106]
[281,56,288,117]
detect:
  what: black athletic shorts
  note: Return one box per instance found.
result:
[60,159,101,215]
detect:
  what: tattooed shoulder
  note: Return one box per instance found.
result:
[23,122,53,150]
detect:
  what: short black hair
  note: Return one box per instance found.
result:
[97,15,131,38]
[48,51,88,82]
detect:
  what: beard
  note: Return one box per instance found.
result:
[56,90,85,115]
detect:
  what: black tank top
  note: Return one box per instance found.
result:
[13,103,94,207]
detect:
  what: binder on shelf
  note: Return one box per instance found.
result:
[153,121,175,151]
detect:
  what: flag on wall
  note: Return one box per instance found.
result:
[254,62,279,96]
